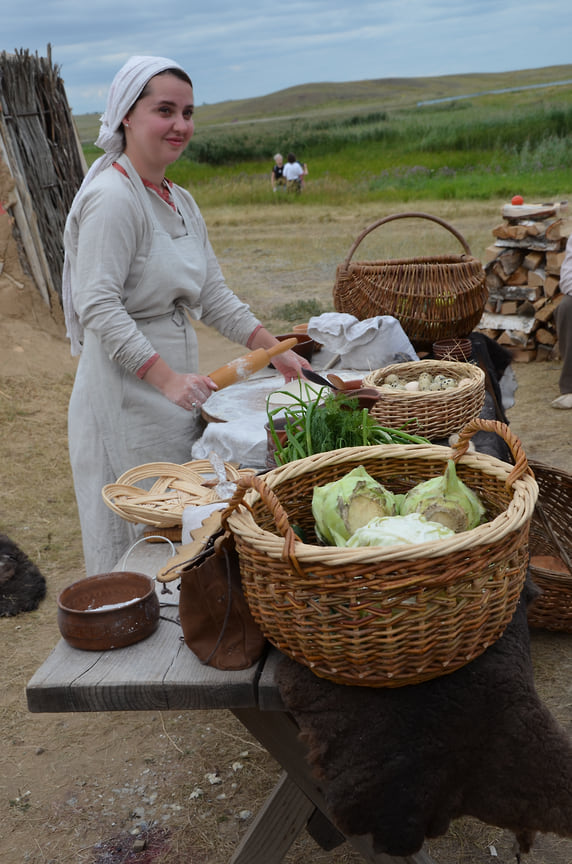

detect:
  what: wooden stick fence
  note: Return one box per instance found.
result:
[0,45,87,309]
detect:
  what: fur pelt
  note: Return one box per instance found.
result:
[277,578,572,857]
[0,534,46,616]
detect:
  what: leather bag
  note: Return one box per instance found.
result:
[177,531,266,671]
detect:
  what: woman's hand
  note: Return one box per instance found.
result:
[246,326,314,382]
[162,372,217,411]
[272,349,313,382]
[141,358,217,411]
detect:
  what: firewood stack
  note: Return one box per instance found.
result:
[477,201,570,361]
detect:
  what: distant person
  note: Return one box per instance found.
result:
[552,232,572,408]
[283,152,306,193]
[271,153,285,191]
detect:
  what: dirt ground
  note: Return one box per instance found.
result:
[1,201,571,864]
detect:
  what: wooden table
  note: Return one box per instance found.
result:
[27,540,437,864]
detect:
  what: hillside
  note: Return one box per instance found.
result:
[73,63,572,142]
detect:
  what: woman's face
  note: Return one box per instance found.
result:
[123,73,194,180]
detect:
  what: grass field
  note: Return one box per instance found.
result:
[74,64,572,209]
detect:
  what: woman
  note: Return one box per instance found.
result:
[63,56,310,575]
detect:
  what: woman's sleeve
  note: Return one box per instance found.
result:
[71,183,157,373]
[560,234,572,296]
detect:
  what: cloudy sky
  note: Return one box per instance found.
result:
[4,1,572,116]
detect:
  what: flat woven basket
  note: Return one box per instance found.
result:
[333,211,488,352]
[102,460,253,527]
[363,359,485,441]
[526,460,572,632]
[222,418,538,688]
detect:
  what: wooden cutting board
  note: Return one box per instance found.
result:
[201,373,293,423]
[200,371,358,423]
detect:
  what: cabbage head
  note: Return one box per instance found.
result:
[312,465,399,547]
[400,459,485,532]
[346,512,456,547]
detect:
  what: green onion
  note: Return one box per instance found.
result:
[266,387,430,465]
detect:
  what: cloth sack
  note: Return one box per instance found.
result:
[307,312,418,370]
[178,532,266,670]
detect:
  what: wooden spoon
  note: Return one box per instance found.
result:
[327,373,364,391]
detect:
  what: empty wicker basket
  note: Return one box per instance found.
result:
[333,211,488,352]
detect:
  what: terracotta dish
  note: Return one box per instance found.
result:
[57,571,160,651]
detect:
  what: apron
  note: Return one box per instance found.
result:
[69,164,209,575]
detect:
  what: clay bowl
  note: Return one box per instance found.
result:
[57,571,160,651]
[339,387,382,411]
[269,333,315,366]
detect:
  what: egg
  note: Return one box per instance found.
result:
[442,377,457,389]
[418,372,434,390]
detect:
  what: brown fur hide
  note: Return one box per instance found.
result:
[277,579,572,857]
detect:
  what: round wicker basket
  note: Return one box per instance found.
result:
[102,460,251,527]
[363,359,485,441]
[527,460,572,632]
[332,212,487,352]
[222,419,538,688]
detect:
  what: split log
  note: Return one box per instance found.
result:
[523,251,544,270]
[545,250,566,274]
[535,293,565,324]
[543,275,560,298]
[535,327,557,346]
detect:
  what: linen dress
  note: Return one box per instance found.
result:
[66,154,260,575]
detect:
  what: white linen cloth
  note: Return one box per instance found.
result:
[191,416,269,469]
[63,55,186,355]
[307,313,418,370]
[182,502,228,545]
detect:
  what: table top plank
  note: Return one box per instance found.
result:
[26,606,263,713]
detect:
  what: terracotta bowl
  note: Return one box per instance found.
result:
[57,571,160,651]
[269,333,315,366]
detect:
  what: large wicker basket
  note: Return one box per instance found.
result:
[526,460,572,632]
[222,419,538,688]
[333,211,488,352]
[363,359,485,441]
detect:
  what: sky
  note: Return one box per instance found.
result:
[3,1,572,117]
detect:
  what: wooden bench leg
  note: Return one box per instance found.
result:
[232,708,438,864]
[306,807,346,851]
[229,771,315,864]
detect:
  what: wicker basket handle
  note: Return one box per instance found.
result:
[341,211,473,269]
[221,473,304,573]
[451,418,532,488]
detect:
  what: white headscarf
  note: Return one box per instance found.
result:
[62,55,187,355]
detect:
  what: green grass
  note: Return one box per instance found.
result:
[76,66,572,207]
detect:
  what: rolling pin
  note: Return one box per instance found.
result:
[208,337,298,390]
